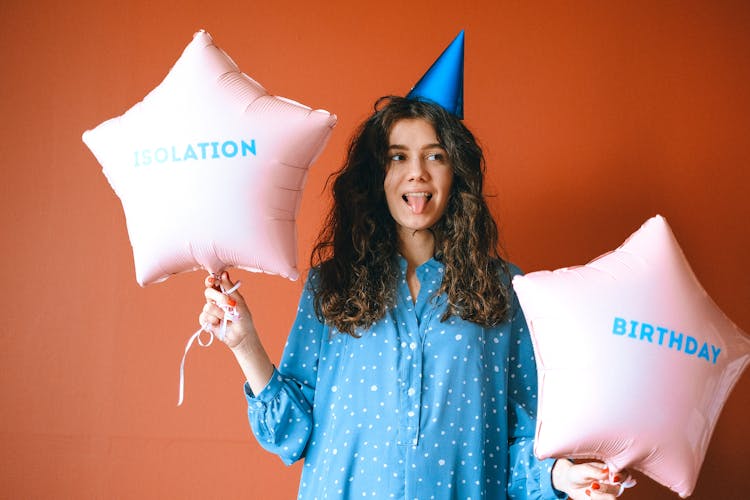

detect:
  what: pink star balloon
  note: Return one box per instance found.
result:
[83,30,337,285]
[513,215,749,498]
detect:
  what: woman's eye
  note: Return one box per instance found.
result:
[427,152,445,161]
[390,153,406,162]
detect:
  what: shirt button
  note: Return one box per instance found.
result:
[407,388,416,396]
[409,342,417,350]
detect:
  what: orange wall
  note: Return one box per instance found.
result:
[1,1,748,498]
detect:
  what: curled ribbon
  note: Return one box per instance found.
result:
[608,467,637,497]
[177,276,242,406]
[616,477,637,497]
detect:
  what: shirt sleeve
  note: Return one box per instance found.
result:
[507,267,567,499]
[243,273,326,465]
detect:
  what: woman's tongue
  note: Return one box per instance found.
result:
[405,193,429,214]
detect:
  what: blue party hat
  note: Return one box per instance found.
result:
[406,31,465,119]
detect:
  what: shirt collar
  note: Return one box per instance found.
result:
[397,254,445,275]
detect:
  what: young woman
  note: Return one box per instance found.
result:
[200,97,630,499]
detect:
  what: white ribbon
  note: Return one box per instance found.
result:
[177,277,242,406]
[616,477,637,497]
[611,469,637,497]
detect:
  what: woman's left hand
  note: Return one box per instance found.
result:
[552,459,633,499]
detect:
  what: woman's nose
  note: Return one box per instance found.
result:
[406,158,428,181]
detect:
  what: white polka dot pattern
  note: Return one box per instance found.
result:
[245,258,564,499]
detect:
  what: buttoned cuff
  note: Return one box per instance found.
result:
[244,366,284,411]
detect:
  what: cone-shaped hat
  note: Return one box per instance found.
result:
[406,31,464,119]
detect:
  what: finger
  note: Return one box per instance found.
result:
[586,492,618,500]
[203,301,227,318]
[588,479,622,497]
[219,271,242,301]
[201,302,225,321]
[569,462,610,486]
[609,470,633,485]
[199,310,221,329]
[205,273,220,289]
[204,286,236,307]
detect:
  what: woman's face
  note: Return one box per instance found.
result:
[384,118,454,237]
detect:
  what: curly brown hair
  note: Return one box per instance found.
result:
[310,96,510,336]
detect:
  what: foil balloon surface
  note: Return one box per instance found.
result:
[513,215,749,498]
[83,30,337,285]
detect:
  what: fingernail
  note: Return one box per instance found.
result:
[585,490,591,497]
[227,298,237,307]
[602,467,609,474]
[591,482,600,490]
[613,475,621,482]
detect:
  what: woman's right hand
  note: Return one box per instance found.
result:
[552,459,634,499]
[199,271,255,350]
[199,271,275,394]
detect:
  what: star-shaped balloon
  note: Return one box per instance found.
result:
[513,215,749,498]
[83,30,337,285]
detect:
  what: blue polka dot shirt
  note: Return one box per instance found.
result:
[245,257,565,499]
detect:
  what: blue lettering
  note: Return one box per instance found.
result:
[154,148,168,163]
[613,317,627,336]
[668,331,683,351]
[639,323,654,343]
[711,345,721,364]
[628,320,639,339]
[133,139,257,167]
[241,139,256,156]
[197,142,210,159]
[184,145,198,161]
[613,316,718,364]
[656,327,668,346]
[684,336,698,355]
[222,140,238,158]
[697,343,711,362]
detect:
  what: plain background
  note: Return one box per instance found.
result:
[1,1,748,498]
